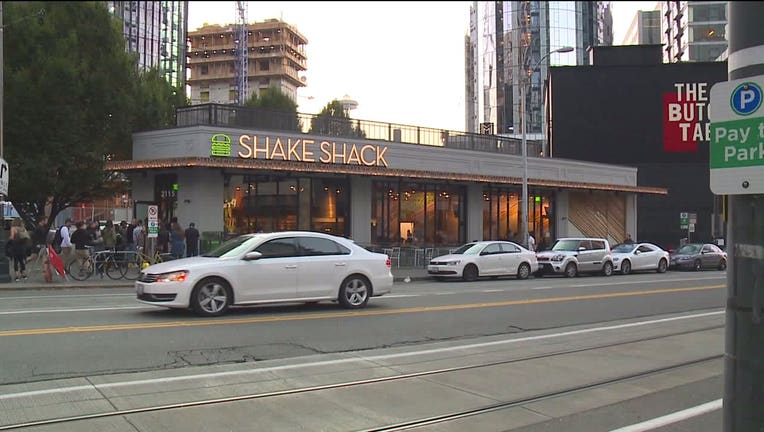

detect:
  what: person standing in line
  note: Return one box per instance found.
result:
[125,218,137,252]
[624,233,634,244]
[528,232,536,252]
[60,218,74,266]
[30,220,49,263]
[170,217,185,259]
[9,218,32,281]
[185,222,200,257]
[133,219,145,252]
[70,221,93,274]
[101,220,116,250]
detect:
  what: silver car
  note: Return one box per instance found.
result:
[535,238,614,278]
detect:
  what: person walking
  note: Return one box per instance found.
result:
[9,218,32,281]
[59,219,74,267]
[185,222,200,257]
[527,232,536,252]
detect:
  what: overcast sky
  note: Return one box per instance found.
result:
[188,1,661,132]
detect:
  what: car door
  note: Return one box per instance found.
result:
[235,237,299,302]
[499,242,522,275]
[633,244,655,270]
[478,243,503,275]
[295,236,350,298]
[701,244,717,268]
[576,240,594,272]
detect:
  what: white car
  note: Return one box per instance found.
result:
[136,231,393,316]
[611,242,670,275]
[427,241,538,281]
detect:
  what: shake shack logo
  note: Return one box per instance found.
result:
[211,134,232,157]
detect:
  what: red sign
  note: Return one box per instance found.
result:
[663,82,710,153]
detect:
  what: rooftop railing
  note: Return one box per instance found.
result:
[175,103,542,156]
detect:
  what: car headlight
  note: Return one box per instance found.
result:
[613,257,620,262]
[551,254,565,262]
[446,261,460,266]
[156,270,189,283]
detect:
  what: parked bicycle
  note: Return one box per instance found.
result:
[66,247,124,281]
[113,247,170,280]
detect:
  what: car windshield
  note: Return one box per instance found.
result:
[551,239,581,252]
[201,235,257,258]
[450,243,483,255]
[612,243,637,253]
[676,244,702,254]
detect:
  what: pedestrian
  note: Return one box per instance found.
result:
[157,220,170,253]
[185,222,200,257]
[624,233,634,244]
[59,218,75,266]
[9,218,32,281]
[170,217,185,259]
[133,219,145,251]
[101,220,116,250]
[30,220,49,261]
[125,218,137,251]
[528,232,536,252]
[70,221,93,274]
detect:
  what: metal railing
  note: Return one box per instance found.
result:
[175,104,543,156]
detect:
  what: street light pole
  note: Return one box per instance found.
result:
[520,46,574,249]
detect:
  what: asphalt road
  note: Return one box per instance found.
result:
[0,271,726,386]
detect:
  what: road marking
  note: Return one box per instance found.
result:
[0,293,134,300]
[482,289,504,293]
[533,276,725,290]
[0,310,724,401]
[0,285,724,338]
[0,306,152,316]
[609,398,723,431]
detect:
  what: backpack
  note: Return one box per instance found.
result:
[52,226,64,253]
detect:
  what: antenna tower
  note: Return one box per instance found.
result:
[234,1,249,105]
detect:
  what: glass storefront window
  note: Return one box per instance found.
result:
[483,187,554,248]
[223,175,349,236]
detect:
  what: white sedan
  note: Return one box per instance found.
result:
[427,241,538,281]
[611,242,670,275]
[136,231,393,316]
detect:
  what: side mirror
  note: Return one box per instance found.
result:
[634,250,641,255]
[578,247,587,252]
[243,251,263,261]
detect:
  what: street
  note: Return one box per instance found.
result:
[0,271,726,431]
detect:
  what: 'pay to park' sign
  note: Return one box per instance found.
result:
[710,75,764,194]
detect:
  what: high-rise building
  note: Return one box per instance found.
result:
[187,19,308,105]
[466,1,613,145]
[622,8,661,45]
[661,1,727,62]
[107,1,188,88]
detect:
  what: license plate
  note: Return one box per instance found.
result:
[429,266,439,272]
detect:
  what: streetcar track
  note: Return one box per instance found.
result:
[0,324,724,431]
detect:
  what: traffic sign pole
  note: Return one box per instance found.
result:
[722,4,764,431]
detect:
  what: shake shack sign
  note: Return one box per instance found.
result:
[210,133,389,167]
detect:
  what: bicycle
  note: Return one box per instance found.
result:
[115,246,166,280]
[66,247,123,281]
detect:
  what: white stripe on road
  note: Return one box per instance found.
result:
[0,310,724,401]
[609,399,722,432]
[0,306,152,315]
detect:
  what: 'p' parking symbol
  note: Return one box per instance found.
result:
[731,82,763,116]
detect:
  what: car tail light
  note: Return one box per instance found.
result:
[386,258,391,268]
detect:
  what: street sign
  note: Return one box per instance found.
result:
[147,205,158,221]
[0,158,8,196]
[680,212,689,229]
[147,205,158,238]
[709,75,764,194]
[689,213,697,224]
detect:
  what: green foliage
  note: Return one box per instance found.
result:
[240,87,301,132]
[3,2,186,228]
[309,99,366,139]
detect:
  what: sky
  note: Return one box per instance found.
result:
[188,1,660,132]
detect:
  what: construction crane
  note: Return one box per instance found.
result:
[233,1,248,105]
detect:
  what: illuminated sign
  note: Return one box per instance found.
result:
[210,134,389,167]
[664,82,710,152]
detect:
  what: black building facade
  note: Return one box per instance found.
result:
[547,45,728,250]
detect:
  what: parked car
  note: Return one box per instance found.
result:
[670,243,727,271]
[135,231,393,316]
[427,241,538,281]
[535,237,613,278]
[611,242,670,275]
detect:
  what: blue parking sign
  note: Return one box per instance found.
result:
[730,82,762,116]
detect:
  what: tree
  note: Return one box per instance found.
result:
[308,99,366,139]
[3,2,185,228]
[240,87,302,132]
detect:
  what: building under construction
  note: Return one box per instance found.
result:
[187,19,308,105]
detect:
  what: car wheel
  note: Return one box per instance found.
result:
[191,278,232,317]
[462,264,479,282]
[657,259,668,273]
[620,260,631,275]
[338,275,370,309]
[602,261,613,276]
[694,259,702,271]
[564,262,577,278]
[718,258,727,271]
[517,263,531,280]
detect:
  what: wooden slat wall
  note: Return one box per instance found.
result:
[568,192,626,243]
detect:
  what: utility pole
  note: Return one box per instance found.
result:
[0,1,10,283]
[722,3,764,430]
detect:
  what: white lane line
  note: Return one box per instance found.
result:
[482,289,504,293]
[0,306,153,316]
[0,310,724,400]
[609,399,723,432]
[532,276,725,290]
[382,294,418,299]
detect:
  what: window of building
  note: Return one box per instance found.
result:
[691,24,726,42]
[482,187,554,249]
[200,91,210,103]
[229,90,235,101]
[259,60,270,71]
[690,3,726,22]
[200,65,209,75]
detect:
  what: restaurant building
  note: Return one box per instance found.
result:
[105,104,666,251]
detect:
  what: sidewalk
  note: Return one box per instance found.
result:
[0,265,434,291]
